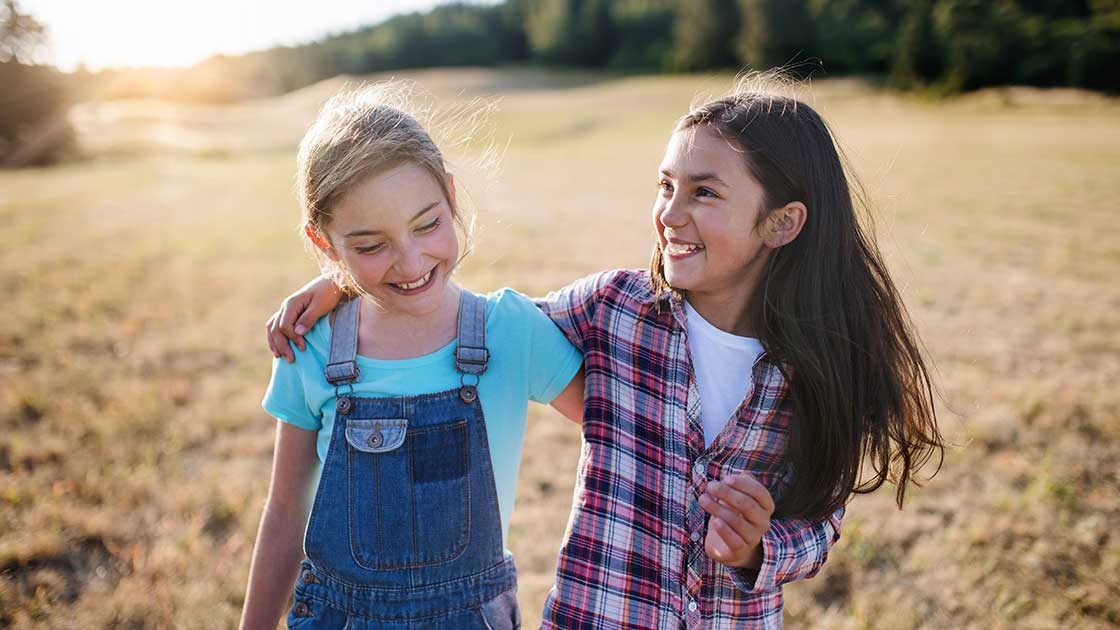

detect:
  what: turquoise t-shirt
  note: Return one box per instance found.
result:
[262,288,583,547]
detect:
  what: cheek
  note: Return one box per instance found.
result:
[701,215,758,259]
[431,228,460,260]
[341,252,391,281]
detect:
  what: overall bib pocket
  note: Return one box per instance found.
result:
[345,417,471,570]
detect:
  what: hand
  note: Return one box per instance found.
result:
[266,276,343,362]
[699,472,775,569]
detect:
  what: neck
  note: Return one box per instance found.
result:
[685,290,756,337]
[357,283,463,359]
[683,264,765,338]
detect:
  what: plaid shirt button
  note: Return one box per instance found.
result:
[690,531,701,542]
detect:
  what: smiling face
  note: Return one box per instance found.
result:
[312,161,460,318]
[654,125,774,310]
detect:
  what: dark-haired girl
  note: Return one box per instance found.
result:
[266,82,944,629]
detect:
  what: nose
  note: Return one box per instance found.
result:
[393,242,426,279]
[657,192,688,230]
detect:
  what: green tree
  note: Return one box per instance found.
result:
[608,0,675,69]
[890,0,944,88]
[735,0,817,73]
[526,0,614,65]
[810,0,897,74]
[0,0,71,166]
[671,0,739,71]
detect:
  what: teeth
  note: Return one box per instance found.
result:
[395,270,432,290]
[666,242,704,255]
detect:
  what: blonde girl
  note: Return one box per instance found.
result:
[240,86,584,630]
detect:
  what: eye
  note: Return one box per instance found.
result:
[416,218,441,233]
[658,180,674,195]
[696,187,719,199]
[356,243,385,254]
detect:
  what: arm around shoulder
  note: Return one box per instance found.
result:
[534,269,631,352]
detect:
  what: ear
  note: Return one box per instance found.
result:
[762,202,807,249]
[447,173,457,207]
[304,224,340,262]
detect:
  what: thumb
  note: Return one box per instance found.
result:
[294,309,318,336]
[296,293,337,335]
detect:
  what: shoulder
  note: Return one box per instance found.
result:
[548,268,654,304]
[483,287,542,324]
[603,269,656,303]
[283,311,333,375]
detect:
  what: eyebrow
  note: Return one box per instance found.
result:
[344,201,441,238]
[659,169,729,187]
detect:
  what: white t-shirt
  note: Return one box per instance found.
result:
[684,301,765,447]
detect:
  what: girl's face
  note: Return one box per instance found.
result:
[315,162,460,318]
[653,126,771,302]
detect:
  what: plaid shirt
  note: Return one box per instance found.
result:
[536,270,845,630]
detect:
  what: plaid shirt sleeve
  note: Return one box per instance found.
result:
[729,505,846,593]
[534,269,626,352]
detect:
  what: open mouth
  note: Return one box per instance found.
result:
[388,266,438,294]
[664,241,705,258]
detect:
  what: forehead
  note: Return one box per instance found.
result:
[660,125,748,174]
[330,162,445,228]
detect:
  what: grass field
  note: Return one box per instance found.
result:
[1,68,1118,629]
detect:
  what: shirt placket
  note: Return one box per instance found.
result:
[673,306,710,629]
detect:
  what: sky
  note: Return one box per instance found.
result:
[22,0,490,71]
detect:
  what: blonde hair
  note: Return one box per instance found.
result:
[295,83,471,294]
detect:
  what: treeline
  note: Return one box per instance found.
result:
[75,0,1119,103]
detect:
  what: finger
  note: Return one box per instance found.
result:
[711,517,749,553]
[700,493,763,545]
[707,481,768,526]
[267,312,296,363]
[724,473,776,514]
[277,297,304,337]
[265,317,280,358]
[294,309,320,340]
[705,525,734,562]
[304,289,338,327]
[271,326,295,363]
[277,300,308,351]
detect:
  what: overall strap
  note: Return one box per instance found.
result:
[455,291,489,376]
[324,296,362,386]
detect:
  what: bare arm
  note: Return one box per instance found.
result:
[239,421,320,630]
[549,368,585,425]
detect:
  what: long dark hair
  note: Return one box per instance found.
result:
[651,85,944,522]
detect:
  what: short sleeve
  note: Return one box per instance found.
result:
[262,355,322,431]
[497,290,584,404]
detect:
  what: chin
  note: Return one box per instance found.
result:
[663,265,698,292]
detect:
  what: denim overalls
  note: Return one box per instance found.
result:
[287,292,521,629]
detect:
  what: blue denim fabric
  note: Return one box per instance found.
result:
[288,390,520,629]
[287,293,519,629]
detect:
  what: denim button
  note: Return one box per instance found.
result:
[300,569,316,584]
[460,385,478,404]
[294,602,312,617]
[368,430,384,448]
[336,396,352,415]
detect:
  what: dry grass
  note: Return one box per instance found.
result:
[1,69,1117,629]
